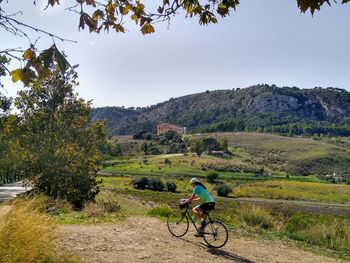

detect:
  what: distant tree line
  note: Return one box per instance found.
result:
[135,130,188,155]
[197,117,350,137]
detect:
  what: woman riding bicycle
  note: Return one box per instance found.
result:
[184,177,215,236]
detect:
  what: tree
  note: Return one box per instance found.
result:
[15,66,108,208]
[0,115,29,184]
[140,141,148,154]
[191,139,204,157]
[219,138,229,152]
[202,137,219,151]
[109,139,123,157]
[0,55,12,115]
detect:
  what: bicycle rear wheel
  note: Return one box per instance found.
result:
[167,211,189,237]
[203,219,228,248]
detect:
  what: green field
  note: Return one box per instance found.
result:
[233,180,350,204]
[190,132,350,176]
[98,175,350,205]
[101,153,324,182]
[112,132,350,178]
[101,132,350,204]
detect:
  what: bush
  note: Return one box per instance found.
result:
[166,182,177,192]
[132,177,149,190]
[148,146,161,155]
[285,212,314,232]
[164,158,172,165]
[98,199,121,213]
[206,170,219,184]
[83,202,104,217]
[147,205,172,218]
[238,204,275,229]
[215,183,232,197]
[148,178,165,191]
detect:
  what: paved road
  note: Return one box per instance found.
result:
[0,181,31,201]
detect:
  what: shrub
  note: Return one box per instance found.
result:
[83,202,104,217]
[238,204,275,229]
[164,158,172,165]
[148,146,161,155]
[148,178,165,191]
[132,177,149,189]
[215,183,232,197]
[98,199,121,213]
[206,170,219,184]
[166,182,177,192]
[147,205,172,218]
[285,212,314,232]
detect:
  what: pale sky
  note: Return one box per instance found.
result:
[1,0,350,107]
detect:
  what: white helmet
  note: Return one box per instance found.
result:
[190,177,200,184]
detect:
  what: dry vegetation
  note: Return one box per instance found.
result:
[0,198,79,263]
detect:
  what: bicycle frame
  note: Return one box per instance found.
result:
[181,204,212,231]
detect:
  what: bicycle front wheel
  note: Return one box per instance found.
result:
[203,219,229,248]
[167,211,189,237]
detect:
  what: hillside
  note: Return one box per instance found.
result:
[105,132,350,177]
[91,85,350,136]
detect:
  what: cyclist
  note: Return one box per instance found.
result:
[184,177,215,236]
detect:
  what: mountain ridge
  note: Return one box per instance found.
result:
[91,84,350,136]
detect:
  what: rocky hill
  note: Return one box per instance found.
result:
[91,85,350,136]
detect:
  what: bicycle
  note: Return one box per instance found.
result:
[167,199,229,248]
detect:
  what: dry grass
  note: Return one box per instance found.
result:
[237,204,275,229]
[83,202,105,217]
[0,197,79,263]
[286,212,350,252]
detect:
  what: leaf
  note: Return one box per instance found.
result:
[48,0,59,7]
[114,24,125,33]
[131,14,139,24]
[40,46,55,68]
[92,9,104,21]
[10,69,23,83]
[158,6,164,14]
[140,22,155,35]
[297,0,330,15]
[23,49,35,60]
[53,48,70,74]
[37,67,51,80]
[121,4,131,15]
[86,0,95,6]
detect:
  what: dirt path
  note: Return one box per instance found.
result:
[57,217,346,263]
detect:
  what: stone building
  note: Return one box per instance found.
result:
[156,123,186,135]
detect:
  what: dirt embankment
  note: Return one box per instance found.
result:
[57,216,346,263]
